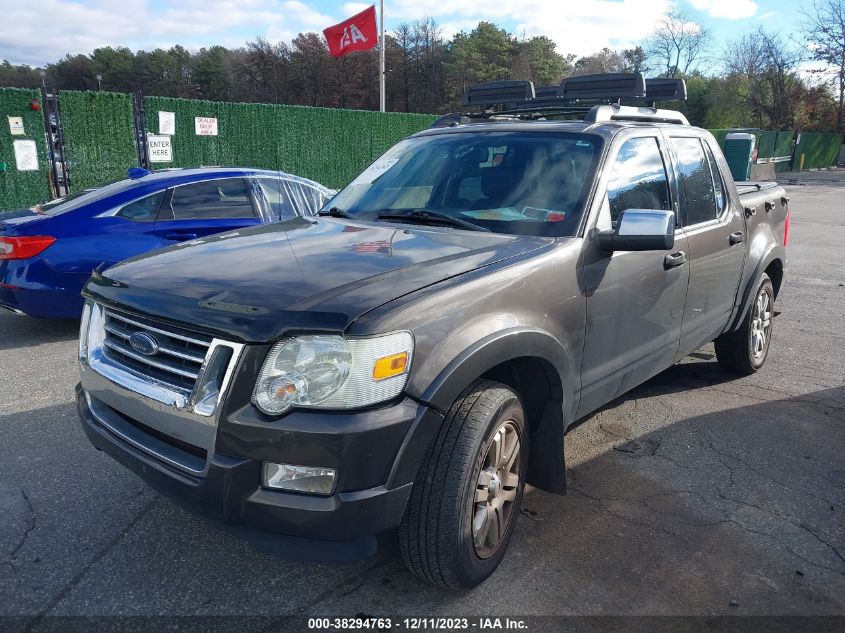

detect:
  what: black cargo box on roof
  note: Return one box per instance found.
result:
[645,78,687,102]
[559,73,646,101]
[461,80,535,107]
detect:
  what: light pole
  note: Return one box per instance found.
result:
[96,74,102,91]
[379,0,385,112]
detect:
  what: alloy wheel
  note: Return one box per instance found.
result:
[472,420,522,559]
[750,289,772,360]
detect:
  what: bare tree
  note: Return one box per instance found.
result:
[802,0,845,131]
[646,9,711,77]
[724,28,803,129]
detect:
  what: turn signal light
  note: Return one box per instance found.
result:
[372,351,408,381]
[0,236,56,260]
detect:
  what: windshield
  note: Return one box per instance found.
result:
[324,131,602,236]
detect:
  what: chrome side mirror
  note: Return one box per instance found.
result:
[597,209,675,252]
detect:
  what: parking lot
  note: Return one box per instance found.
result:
[1,171,843,626]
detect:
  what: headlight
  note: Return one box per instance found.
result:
[253,331,413,415]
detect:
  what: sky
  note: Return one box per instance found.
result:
[0,0,812,68]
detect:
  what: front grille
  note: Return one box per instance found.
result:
[102,308,212,393]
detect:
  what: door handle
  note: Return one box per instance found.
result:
[664,251,686,269]
[164,232,198,241]
[729,231,744,245]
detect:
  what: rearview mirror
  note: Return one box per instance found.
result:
[596,209,675,252]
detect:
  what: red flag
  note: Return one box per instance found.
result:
[323,5,378,58]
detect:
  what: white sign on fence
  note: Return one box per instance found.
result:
[147,134,173,163]
[194,116,218,136]
[159,111,175,135]
[13,139,38,171]
[8,116,25,135]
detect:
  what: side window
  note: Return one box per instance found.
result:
[168,178,255,220]
[606,137,671,225]
[670,137,718,226]
[258,178,301,221]
[116,191,164,222]
[704,143,727,215]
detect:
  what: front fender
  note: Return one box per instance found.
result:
[416,326,572,413]
[411,327,575,494]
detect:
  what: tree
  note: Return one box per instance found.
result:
[724,28,803,129]
[191,46,232,101]
[646,9,711,77]
[448,22,517,101]
[0,61,43,88]
[801,0,845,131]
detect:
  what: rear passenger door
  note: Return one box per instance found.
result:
[154,177,262,244]
[666,135,746,359]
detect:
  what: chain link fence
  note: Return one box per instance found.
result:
[0,88,52,210]
[143,96,435,189]
[58,90,138,191]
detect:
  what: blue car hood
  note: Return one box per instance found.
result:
[85,216,550,342]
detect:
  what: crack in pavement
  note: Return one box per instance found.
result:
[21,495,159,632]
[6,488,36,572]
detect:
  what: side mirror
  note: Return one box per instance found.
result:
[596,209,675,253]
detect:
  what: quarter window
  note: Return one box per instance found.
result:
[704,143,727,215]
[167,178,255,220]
[116,191,164,222]
[606,137,671,225]
[670,138,718,226]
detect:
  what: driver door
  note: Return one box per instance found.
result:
[577,133,690,417]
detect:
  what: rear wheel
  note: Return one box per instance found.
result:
[715,273,774,374]
[399,380,527,589]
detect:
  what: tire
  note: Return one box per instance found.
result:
[715,273,775,374]
[399,379,527,589]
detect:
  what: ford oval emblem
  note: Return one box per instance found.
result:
[128,332,160,356]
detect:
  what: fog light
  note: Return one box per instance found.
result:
[262,462,336,495]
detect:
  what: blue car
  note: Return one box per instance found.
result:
[0,167,334,318]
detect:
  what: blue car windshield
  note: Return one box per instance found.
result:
[324,131,602,237]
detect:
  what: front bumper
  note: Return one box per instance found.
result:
[77,378,440,561]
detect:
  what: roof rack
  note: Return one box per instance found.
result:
[446,73,689,128]
[585,104,689,125]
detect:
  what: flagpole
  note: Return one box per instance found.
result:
[379,0,385,112]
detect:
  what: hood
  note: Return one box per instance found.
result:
[86,217,551,342]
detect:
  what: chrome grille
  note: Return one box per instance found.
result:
[102,308,212,393]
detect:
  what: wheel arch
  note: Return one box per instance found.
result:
[727,244,785,333]
[416,327,574,494]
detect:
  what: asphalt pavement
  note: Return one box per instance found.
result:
[1,170,843,628]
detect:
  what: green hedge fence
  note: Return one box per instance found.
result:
[0,88,51,210]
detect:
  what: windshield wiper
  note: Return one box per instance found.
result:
[377,209,490,232]
[318,206,352,218]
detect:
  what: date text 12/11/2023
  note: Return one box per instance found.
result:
[306,617,529,630]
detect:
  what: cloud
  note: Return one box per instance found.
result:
[0,0,340,66]
[1,0,682,66]
[689,0,759,20]
[384,0,673,56]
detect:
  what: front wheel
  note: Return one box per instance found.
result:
[399,380,527,589]
[715,273,775,374]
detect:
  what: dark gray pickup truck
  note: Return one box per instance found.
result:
[76,74,789,589]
